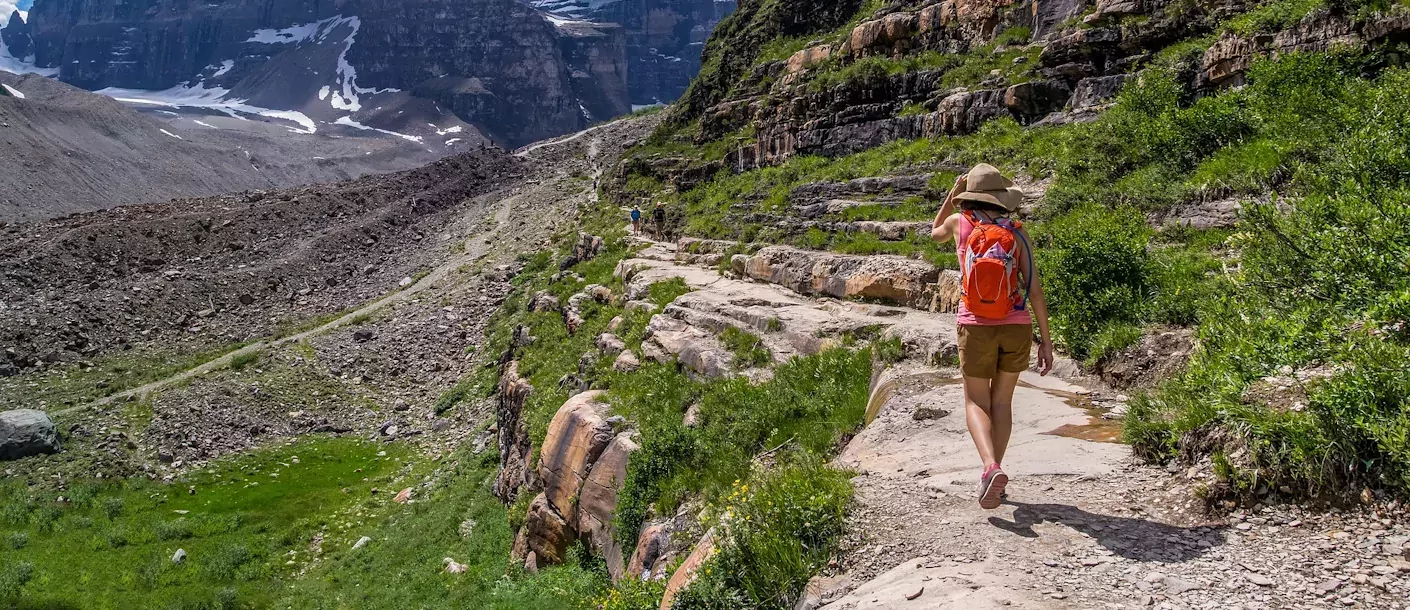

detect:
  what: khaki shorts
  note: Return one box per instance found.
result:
[957,324,1033,379]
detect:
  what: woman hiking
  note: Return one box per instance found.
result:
[930,163,1055,510]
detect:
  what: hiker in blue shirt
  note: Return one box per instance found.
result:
[630,205,642,235]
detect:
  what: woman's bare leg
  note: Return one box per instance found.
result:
[987,370,1021,465]
[963,376,998,466]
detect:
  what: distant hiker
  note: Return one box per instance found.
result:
[630,205,642,235]
[929,163,1055,510]
[652,202,667,241]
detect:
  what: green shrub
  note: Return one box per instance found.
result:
[6,531,27,550]
[721,326,772,369]
[202,543,254,582]
[1034,204,1151,359]
[597,577,668,610]
[1128,59,1410,499]
[100,496,125,520]
[229,351,260,371]
[0,560,34,598]
[155,517,195,541]
[648,278,693,308]
[673,459,853,610]
[611,348,872,551]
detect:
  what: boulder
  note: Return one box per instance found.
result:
[645,316,735,378]
[930,270,962,313]
[850,221,931,241]
[574,233,605,262]
[613,350,642,372]
[660,528,718,610]
[1031,0,1087,37]
[848,12,916,56]
[628,521,674,580]
[538,391,614,527]
[741,246,940,309]
[0,409,59,460]
[528,291,561,313]
[1085,0,1144,23]
[934,88,1010,135]
[579,433,640,581]
[511,493,575,565]
[596,333,627,356]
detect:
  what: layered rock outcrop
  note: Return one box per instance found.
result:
[738,246,942,309]
[510,390,642,578]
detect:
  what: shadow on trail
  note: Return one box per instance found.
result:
[988,501,1227,562]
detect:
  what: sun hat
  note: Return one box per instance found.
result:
[954,163,1022,212]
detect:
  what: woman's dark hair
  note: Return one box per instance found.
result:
[958,200,1010,214]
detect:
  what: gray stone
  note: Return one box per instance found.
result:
[1069,75,1133,110]
[172,548,187,564]
[912,406,951,421]
[0,409,60,460]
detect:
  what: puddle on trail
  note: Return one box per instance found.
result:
[1021,380,1125,444]
[868,373,1126,444]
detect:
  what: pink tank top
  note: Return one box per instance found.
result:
[955,214,1033,327]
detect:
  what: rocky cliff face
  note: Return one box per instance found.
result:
[15,0,631,146]
[653,0,1410,170]
[533,0,736,105]
[14,0,733,146]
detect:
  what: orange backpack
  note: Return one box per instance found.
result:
[960,211,1030,319]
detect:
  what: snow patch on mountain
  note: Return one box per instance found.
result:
[245,21,324,45]
[334,116,422,143]
[98,83,319,134]
[244,15,394,114]
[2,83,24,98]
[530,0,621,19]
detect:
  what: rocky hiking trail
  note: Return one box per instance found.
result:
[613,233,1410,610]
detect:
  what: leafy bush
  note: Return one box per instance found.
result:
[673,459,852,610]
[0,560,34,599]
[229,351,260,371]
[155,517,195,541]
[648,278,693,308]
[720,326,772,369]
[1034,204,1151,360]
[202,543,254,582]
[595,566,669,610]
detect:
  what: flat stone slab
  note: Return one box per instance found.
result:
[840,372,1129,485]
[819,556,1059,609]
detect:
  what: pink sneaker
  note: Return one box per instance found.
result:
[978,463,1008,510]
